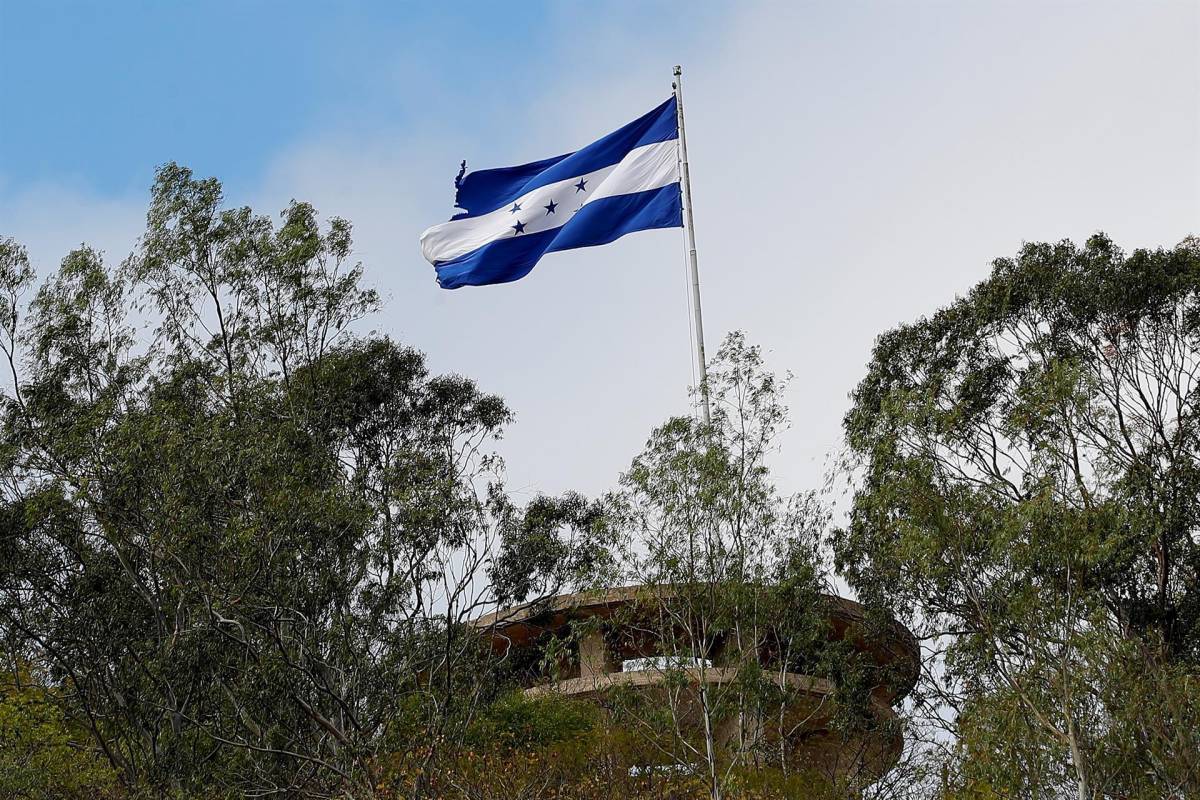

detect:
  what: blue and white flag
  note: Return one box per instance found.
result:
[420,97,682,289]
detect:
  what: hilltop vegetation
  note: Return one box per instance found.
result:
[1,168,1196,798]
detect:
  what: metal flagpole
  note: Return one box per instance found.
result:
[672,65,712,425]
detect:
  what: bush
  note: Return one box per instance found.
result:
[0,666,118,799]
[466,691,601,751]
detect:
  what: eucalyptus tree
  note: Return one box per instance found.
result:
[608,333,885,799]
[0,166,592,798]
[836,234,1200,799]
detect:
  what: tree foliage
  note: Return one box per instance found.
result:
[0,661,117,800]
[0,166,599,798]
[836,234,1200,798]
[610,333,894,799]
[9,161,1189,800]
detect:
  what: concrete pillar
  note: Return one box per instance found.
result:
[579,630,612,683]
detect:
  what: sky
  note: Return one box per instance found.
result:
[2,0,1198,509]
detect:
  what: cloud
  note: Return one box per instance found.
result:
[0,178,144,274]
[253,0,1198,504]
[3,0,1197,511]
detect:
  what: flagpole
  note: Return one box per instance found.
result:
[673,65,711,426]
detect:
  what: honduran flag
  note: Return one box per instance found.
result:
[419,98,682,289]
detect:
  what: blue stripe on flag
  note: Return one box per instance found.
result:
[435,183,681,289]
[452,97,678,219]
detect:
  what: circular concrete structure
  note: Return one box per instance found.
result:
[475,585,919,785]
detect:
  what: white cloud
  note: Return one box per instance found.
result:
[0,178,144,274]
[4,0,1197,512]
